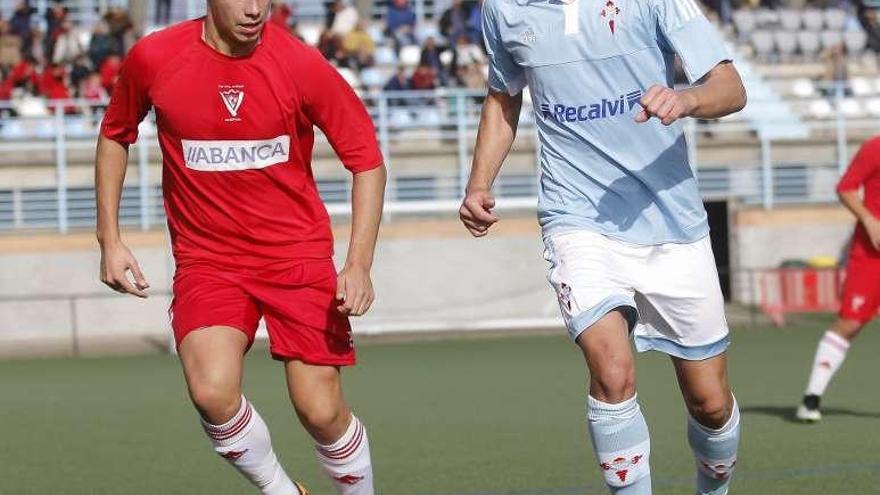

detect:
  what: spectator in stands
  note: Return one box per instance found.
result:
[821,42,850,95]
[384,66,410,105]
[103,7,135,53]
[70,54,92,94]
[9,1,36,41]
[452,33,485,70]
[155,0,172,25]
[79,71,107,101]
[7,56,38,90]
[0,21,22,70]
[99,53,121,93]
[317,29,343,63]
[410,62,437,90]
[27,28,45,64]
[341,20,375,70]
[270,1,294,28]
[466,0,483,45]
[386,0,417,52]
[88,22,120,68]
[330,0,359,36]
[855,2,880,52]
[439,0,469,43]
[39,63,70,103]
[44,1,67,61]
[420,36,449,86]
[52,19,85,66]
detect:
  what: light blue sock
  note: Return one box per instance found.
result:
[687,396,741,495]
[588,394,652,494]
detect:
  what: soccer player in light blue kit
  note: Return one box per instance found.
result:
[459,0,746,493]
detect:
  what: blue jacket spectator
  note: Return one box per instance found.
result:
[386,0,417,50]
[467,0,483,44]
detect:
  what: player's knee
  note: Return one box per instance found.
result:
[590,361,636,404]
[295,399,347,442]
[686,391,732,429]
[188,379,241,424]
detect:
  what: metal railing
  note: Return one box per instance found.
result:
[0,85,878,233]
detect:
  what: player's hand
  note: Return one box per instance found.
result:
[635,85,697,126]
[336,265,374,317]
[99,241,150,298]
[863,214,880,250]
[460,189,499,237]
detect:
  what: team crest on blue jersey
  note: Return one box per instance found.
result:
[600,0,621,34]
[219,85,245,121]
[520,28,537,44]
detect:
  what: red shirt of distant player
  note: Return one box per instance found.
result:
[100,20,382,364]
[101,19,382,269]
[836,136,880,323]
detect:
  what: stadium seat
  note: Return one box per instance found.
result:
[820,30,843,50]
[751,30,775,60]
[335,67,362,90]
[415,22,442,44]
[824,8,847,31]
[375,45,398,66]
[802,9,824,31]
[791,78,817,98]
[399,45,422,67]
[778,10,801,31]
[755,9,780,27]
[844,30,868,54]
[850,77,874,97]
[732,10,757,35]
[389,108,413,127]
[298,23,322,46]
[360,67,385,89]
[774,31,797,60]
[413,107,442,126]
[865,98,880,117]
[807,99,833,119]
[439,50,453,67]
[837,98,863,118]
[796,31,821,58]
[367,23,386,44]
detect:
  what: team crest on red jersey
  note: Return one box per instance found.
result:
[219,85,245,120]
[600,0,620,34]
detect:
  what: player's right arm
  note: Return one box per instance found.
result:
[459,0,524,238]
[96,136,149,297]
[837,139,880,249]
[95,43,154,297]
[460,89,522,237]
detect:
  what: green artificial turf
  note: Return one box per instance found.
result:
[1,315,878,494]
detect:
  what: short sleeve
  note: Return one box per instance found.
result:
[482,0,526,96]
[653,0,731,83]
[298,50,383,173]
[100,44,152,145]
[837,138,880,192]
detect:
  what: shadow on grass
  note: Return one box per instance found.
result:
[741,405,880,422]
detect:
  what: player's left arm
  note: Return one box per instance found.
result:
[636,61,746,126]
[298,47,387,317]
[640,0,747,126]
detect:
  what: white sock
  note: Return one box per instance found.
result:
[805,330,850,397]
[202,396,301,495]
[315,415,374,495]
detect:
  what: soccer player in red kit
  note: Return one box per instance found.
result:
[796,136,880,422]
[94,0,386,492]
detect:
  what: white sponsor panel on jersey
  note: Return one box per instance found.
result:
[182,135,290,172]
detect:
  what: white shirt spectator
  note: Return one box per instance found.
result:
[455,43,485,67]
[331,5,359,36]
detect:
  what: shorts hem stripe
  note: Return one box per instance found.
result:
[633,334,730,360]
[569,294,639,341]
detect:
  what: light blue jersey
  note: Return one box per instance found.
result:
[482,0,731,245]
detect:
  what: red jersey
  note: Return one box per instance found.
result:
[837,136,880,259]
[101,19,382,268]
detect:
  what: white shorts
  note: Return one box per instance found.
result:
[543,230,729,360]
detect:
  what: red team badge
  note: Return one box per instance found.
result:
[600,0,620,34]
[220,449,249,461]
[600,454,644,483]
[334,474,364,485]
[218,85,245,120]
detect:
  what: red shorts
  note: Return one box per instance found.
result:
[839,253,880,324]
[170,259,355,365]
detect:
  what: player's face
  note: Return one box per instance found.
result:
[207,0,271,45]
